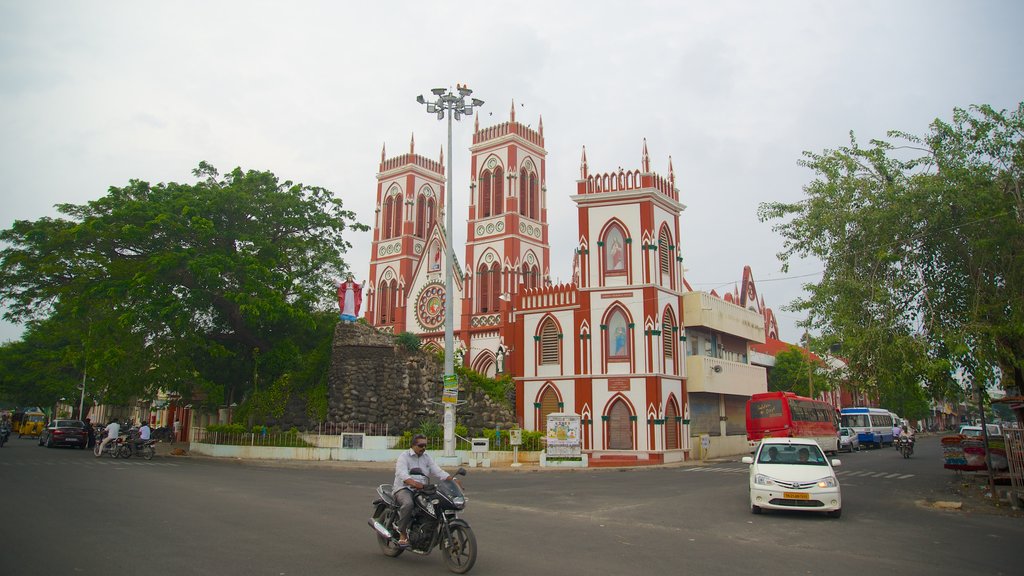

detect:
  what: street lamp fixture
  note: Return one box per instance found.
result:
[416,84,483,458]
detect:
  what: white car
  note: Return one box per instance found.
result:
[741,437,843,518]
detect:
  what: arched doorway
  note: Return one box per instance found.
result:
[664,400,680,450]
[607,398,633,450]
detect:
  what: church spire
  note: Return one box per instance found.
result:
[439,145,444,168]
[410,133,415,155]
[539,115,544,137]
[381,142,386,163]
[642,138,650,172]
[580,146,589,179]
[510,99,516,123]
[668,155,675,186]
[474,113,479,133]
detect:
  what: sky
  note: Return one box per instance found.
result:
[1,0,1022,345]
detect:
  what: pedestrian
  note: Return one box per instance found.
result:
[83,417,95,449]
[173,417,181,444]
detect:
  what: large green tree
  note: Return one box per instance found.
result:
[758,103,1024,409]
[0,162,367,408]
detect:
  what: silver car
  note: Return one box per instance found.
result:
[839,427,860,452]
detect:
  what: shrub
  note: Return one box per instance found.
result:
[395,331,422,352]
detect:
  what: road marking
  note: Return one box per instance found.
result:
[897,474,915,479]
[883,473,903,479]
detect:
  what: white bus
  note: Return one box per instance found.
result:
[840,407,895,449]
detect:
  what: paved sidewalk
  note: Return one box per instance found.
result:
[152,440,717,472]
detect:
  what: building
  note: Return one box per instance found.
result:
[365,105,768,460]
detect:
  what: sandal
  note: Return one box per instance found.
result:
[397,539,410,548]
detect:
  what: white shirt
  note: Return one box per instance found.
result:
[105,422,120,439]
[393,448,448,495]
[139,424,151,440]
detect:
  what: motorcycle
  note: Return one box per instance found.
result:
[368,467,476,574]
[0,425,10,447]
[121,439,157,460]
[898,435,914,458]
[94,436,129,458]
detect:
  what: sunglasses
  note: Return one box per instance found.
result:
[414,443,427,448]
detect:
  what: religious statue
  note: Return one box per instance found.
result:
[337,275,364,323]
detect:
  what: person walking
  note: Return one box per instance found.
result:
[83,417,95,449]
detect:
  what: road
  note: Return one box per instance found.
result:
[0,435,1019,575]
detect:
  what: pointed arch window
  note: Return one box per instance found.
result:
[414,193,436,239]
[382,196,395,239]
[529,171,539,220]
[658,225,673,285]
[492,166,504,216]
[478,261,501,313]
[539,318,560,365]
[519,168,529,218]
[603,225,626,274]
[606,309,630,360]
[480,169,492,218]
[537,386,560,432]
[662,308,676,367]
[377,280,398,325]
[521,263,539,290]
[477,262,490,313]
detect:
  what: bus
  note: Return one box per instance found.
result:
[745,392,840,454]
[840,407,895,449]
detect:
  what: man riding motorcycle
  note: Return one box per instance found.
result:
[393,434,454,548]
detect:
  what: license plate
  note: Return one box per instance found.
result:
[783,492,809,500]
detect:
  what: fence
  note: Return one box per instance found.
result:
[1004,425,1024,506]
[191,425,546,452]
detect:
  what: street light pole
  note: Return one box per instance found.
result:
[417,85,483,458]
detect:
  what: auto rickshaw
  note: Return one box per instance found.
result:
[17,410,46,438]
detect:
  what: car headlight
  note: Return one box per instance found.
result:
[816,476,838,488]
[754,474,776,486]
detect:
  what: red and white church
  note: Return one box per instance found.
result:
[364,104,777,462]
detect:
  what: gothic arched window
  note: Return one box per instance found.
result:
[606,308,630,361]
[538,317,560,366]
[492,166,504,216]
[603,225,626,274]
[480,170,492,218]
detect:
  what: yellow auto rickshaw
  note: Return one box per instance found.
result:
[17,410,46,438]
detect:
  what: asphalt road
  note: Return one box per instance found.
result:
[0,435,1019,576]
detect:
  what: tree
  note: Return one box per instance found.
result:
[758,103,1024,405]
[0,162,368,408]
[768,346,828,398]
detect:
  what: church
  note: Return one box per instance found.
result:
[363,104,770,462]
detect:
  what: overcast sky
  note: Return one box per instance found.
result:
[2,0,1021,345]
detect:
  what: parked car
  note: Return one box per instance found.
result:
[741,437,843,518]
[38,419,88,449]
[958,424,1002,438]
[838,427,860,452]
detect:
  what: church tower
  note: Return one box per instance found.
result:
[364,136,448,335]
[461,103,551,374]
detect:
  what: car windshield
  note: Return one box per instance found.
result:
[758,444,828,466]
[56,420,82,428]
[960,427,982,437]
[840,428,850,437]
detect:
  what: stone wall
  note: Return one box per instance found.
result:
[272,322,517,433]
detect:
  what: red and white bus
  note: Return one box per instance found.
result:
[745,391,840,454]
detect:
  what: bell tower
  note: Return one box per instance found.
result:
[462,103,551,364]
[365,135,446,334]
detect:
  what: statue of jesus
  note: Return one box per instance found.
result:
[337,275,364,323]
